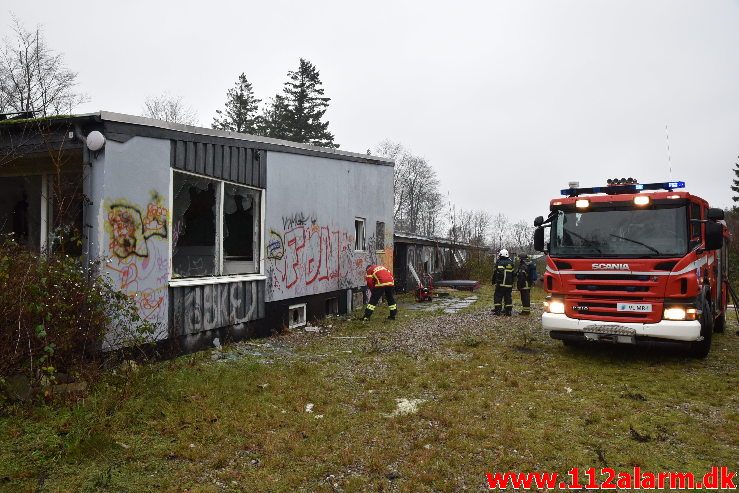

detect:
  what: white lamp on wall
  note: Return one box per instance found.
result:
[86,131,106,151]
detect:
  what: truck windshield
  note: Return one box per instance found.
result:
[550,205,688,257]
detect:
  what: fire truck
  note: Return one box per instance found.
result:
[533,179,729,357]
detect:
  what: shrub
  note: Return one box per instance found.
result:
[449,249,493,282]
[0,238,154,383]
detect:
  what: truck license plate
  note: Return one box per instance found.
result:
[617,303,652,312]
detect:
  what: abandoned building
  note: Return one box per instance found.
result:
[0,112,394,349]
[392,232,473,292]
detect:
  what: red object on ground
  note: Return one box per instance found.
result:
[416,274,434,302]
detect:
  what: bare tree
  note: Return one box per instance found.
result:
[508,219,534,254]
[375,140,444,236]
[0,16,86,116]
[489,213,511,252]
[468,210,492,246]
[142,94,198,125]
[417,188,445,237]
[448,208,491,246]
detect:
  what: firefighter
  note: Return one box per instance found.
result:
[516,253,537,315]
[362,264,397,320]
[492,249,515,316]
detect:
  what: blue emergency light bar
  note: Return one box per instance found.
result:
[560,181,685,197]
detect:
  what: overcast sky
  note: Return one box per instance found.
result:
[4,0,738,224]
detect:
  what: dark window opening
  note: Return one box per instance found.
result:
[0,175,42,249]
[325,297,339,315]
[172,173,218,277]
[172,171,262,278]
[354,218,366,251]
[223,183,260,275]
[375,221,385,250]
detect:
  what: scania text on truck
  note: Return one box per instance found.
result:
[533,179,729,357]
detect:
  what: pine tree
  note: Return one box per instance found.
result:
[212,73,261,133]
[261,58,338,148]
[732,156,739,203]
[257,94,291,140]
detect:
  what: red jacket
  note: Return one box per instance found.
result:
[366,265,394,288]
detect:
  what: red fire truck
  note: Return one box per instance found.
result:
[533,179,729,357]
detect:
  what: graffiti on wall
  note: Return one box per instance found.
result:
[104,191,169,326]
[265,212,392,302]
[171,281,259,335]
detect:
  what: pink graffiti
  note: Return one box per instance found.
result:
[268,222,364,298]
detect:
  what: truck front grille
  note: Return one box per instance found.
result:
[575,284,650,293]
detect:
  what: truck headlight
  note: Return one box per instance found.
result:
[663,307,687,320]
[663,306,698,321]
[546,300,565,314]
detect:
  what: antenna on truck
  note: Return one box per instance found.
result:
[665,124,672,179]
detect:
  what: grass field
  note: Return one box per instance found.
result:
[1,286,737,492]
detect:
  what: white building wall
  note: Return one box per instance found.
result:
[264,152,394,302]
[90,136,171,339]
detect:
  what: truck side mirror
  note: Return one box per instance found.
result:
[705,221,723,250]
[707,208,724,221]
[534,216,544,227]
[534,227,545,252]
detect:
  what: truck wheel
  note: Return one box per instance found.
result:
[714,311,726,333]
[689,300,713,358]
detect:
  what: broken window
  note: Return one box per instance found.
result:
[172,171,262,278]
[375,221,385,251]
[0,175,43,249]
[223,183,260,275]
[354,218,366,251]
[0,172,84,256]
[172,172,218,277]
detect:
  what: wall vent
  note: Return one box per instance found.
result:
[288,303,307,328]
[352,291,364,312]
[325,297,339,316]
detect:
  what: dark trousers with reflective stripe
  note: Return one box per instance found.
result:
[519,288,531,313]
[364,286,397,319]
[493,286,512,315]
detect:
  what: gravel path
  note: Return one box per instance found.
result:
[369,309,544,357]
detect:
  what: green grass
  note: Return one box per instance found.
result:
[1,286,737,492]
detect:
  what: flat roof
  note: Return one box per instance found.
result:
[393,231,487,250]
[0,111,395,167]
[99,111,394,166]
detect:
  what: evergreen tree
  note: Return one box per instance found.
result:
[261,58,339,148]
[732,156,739,203]
[257,94,291,140]
[212,73,261,133]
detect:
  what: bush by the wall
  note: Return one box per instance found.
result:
[449,249,493,282]
[0,239,154,385]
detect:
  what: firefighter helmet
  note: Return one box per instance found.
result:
[499,249,509,258]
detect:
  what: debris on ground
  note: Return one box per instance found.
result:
[386,398,426,417]
[400,295,478,314]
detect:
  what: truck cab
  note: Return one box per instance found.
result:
[533,179,729,357]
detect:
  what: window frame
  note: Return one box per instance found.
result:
[354,217,366,252]
[689,202,703,251]
[169,169,265,285]
[0,170,84,254]
[375,221,385,252]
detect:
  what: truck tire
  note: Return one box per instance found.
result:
[689,299,713,358]
[714,311,726,333]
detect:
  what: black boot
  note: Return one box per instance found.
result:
[387,309,397,320]
[361,308,373,321]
